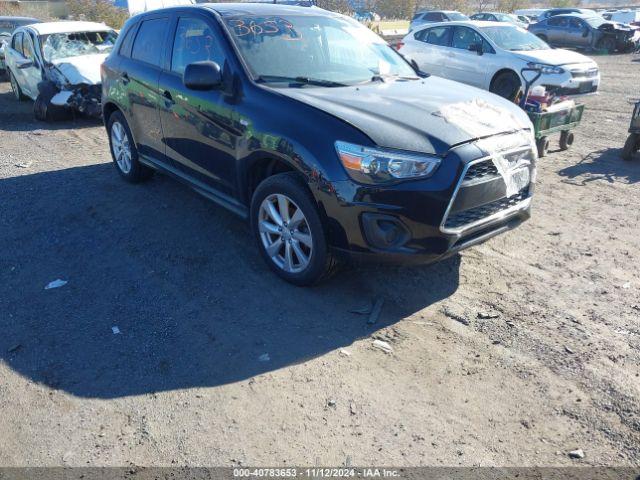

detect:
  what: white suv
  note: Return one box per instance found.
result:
[399,21,600,100]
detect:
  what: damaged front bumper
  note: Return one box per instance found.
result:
[49,84,102,117]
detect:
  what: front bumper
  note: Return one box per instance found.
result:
[322,136,536,265]
[539,67,600,96]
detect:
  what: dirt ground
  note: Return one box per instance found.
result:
[0,53,639,468]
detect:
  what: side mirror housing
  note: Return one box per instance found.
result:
[183,61,222,91]
[469,42,483,55]
[582,28,589,37]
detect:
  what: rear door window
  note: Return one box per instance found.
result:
[132,17,169,67]
[425,26,451,46]
[171,16,224,75]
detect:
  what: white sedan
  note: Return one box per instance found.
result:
[398,21,600,100]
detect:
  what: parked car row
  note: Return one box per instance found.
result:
[7,4,595,285]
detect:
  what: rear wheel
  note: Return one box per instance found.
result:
[490,71,521,102]
[107,110,154,183]
[622,133,640,161]
[250,172,338,286]
[9,71,26,101]
[559,131,574,151]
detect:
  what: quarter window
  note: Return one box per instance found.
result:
[132,17,169,67]
[171,17,223,75]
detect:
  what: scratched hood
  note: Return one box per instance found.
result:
[51,53,108,85]
[274,75,533,155]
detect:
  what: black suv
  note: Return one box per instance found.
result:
[101,3,536,285]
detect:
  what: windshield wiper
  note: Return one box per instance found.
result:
[370,73,420,83]
[255,75,347,87]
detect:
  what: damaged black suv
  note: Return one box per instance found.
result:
[101,3,537,285]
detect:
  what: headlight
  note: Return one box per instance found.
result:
[335,141,441,184]
[527,62,564,75]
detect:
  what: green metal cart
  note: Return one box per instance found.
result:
[519,67,585,158]
[527,103,585,158]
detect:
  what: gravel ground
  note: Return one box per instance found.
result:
[0,53,639,467]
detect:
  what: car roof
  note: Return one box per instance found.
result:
[416,20,507,29]
[24,21,114,35]
[0,16,40,22]
[201,3,337,17]
[551,13,597,19]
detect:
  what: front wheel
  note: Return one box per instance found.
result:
[597,36,616,53]
[536,136,549,158]
[250,172,338,286]
[490,71,521,102]
[9,71,26,101]
[622,133,640,161]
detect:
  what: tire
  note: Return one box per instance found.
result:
[490,71,521,102]
[559,131,574,151]
[597,36,616,54]
[107,110,154,183]
[33,82,67,122]
[250,172,338,286]
[622,133,640,161]
[9,70,26,101]
[536,136,549,158]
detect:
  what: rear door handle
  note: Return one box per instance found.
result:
[121,72,130,85]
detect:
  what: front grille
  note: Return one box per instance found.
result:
[571,68,598,78]
[463,160,499,182]
[444,190,529,230]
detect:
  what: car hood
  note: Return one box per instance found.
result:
[513,48,594,66]
[51,53,108,85]
[273,76,532,155]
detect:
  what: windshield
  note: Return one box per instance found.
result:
[448,12,469,20]
[482,25,550,51]
[223,14,417,86]
[42,30,118,62]
[585,16,606,27]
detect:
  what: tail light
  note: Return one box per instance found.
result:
[394,41,404,50]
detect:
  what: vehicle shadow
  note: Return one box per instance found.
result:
[558,147,640,185]
[0,90,101,132]
[0,163,461,399]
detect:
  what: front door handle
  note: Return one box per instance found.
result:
[163,90,174,105]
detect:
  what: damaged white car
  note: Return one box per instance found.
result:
[5,21,117,120]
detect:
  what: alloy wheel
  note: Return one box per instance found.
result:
[258,193,313,273]
[110,121,132,174]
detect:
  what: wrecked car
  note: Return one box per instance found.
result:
[529,14,640,53]
[4,21,117,120]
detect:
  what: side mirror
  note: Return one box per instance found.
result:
[582,28,589,37]
[17,60,34,69]
[469,42,483,55]
[183,61,222,91]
